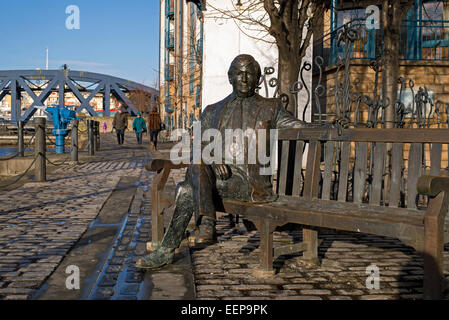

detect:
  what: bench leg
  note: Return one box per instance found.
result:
[150,187,164,250]
[302,228,319,265]
[147,168,172,251]
[423,191,448,300]
[253,219,276,277]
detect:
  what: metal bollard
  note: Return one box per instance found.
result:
[70,119,79,163]
[34,117,46,182]
[88,119,95,156]
[95,121,100,151]
[18,121,24,157]
[92,121,98,152]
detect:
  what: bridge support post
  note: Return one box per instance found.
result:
[88,119,95,156]
[103,83,111,117]
[18,121,24,157]
[34,117,46,182]
[70,119,78,163]
[11,81,21,123]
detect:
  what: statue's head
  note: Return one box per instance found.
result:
[228,54,261,98]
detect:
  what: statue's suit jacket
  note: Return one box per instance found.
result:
[195,92,308,203]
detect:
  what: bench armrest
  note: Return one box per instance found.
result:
[417,175,449,197]
[144,158,190,172]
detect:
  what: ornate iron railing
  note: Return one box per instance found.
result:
[259,21,449,130]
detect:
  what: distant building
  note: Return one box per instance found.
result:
[159,0,204,132]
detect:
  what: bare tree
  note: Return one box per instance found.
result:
[381,0,414,128]
[128,88,154,115]
[208,0,328,114]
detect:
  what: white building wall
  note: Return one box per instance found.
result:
[201,0,312,122]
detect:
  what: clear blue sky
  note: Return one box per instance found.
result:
[0,0,160,87]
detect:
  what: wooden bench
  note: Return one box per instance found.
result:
[146,127,449,299]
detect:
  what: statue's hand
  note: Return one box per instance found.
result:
[212,164,231,180]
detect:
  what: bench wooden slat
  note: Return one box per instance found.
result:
[389,143,404,208]
[321,141,335,200]
[337,142,351,202]
[292,140,304,197]
[222,197,425,250]
[278,128,449,144]
[278,140,290,196]
[272,195,424,220]
[431,143,442,176]
[303,140,321,200]
[353,142,368,204]
[370,142,386,206]
[407,143,423,209]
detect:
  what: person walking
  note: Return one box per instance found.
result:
[112,106,128,145]
[132,112,147,145]
[103,122,107,134]
[147,107,162,150]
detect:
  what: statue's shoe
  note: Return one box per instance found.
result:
[135,247,174,269]
[195,217,217,245]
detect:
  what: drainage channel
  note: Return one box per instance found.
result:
[84,183,152,300]
[34,176,141,300]
[86,213,130,299]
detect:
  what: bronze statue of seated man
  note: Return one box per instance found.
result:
[136,54,312,269]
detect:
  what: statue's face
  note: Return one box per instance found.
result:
[229,59,259,98]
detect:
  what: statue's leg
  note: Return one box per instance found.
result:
[136,180,194,269]
[160,180,194,249]
[190,164,219,244]
[190,164,216,219]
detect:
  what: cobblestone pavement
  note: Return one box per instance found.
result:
[0,133,147,300]
[189,214,449,300]
[3,133,449,300]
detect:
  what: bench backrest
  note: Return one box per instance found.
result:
[276,128,449,210]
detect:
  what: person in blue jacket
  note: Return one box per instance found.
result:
[132,112,147,145]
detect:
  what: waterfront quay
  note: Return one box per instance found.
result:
[0,133,448,300]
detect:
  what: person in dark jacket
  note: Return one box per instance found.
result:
[132,113,147,145]
[112,106,128,145]
[147,107,162,150]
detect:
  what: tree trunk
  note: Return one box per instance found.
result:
[278,48,301,117]
[381,0,413,128]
